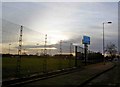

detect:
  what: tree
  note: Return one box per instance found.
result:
[105,42,117,58]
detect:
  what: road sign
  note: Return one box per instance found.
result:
[82,36,90,45]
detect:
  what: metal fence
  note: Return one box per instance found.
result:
[2,19,103,80]
[2,19,83,80]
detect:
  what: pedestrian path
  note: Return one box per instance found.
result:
[84,62,120,87]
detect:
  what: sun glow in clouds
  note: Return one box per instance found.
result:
[2,2,118,54]
[29,47,57,50]
[42,30,69,44]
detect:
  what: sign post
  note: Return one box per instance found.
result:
[75,46,78,67]
[82,36,90,65]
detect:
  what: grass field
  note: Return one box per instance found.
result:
[2,56,83,80]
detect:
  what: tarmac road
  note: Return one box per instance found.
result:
[84,60,120,87]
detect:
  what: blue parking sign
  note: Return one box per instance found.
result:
[82,36,90,45]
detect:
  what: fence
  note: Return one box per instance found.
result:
[2,19,103,80]
[2,19,83,80]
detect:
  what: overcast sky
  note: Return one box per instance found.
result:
[1,2,118,54]
[1,0,120,2]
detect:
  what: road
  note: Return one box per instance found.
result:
[84,61,120,87]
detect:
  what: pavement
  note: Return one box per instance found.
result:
[84,61,120,87]
[22,62,115,87]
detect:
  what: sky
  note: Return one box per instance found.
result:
[1,1,118,55]
[1,0,120,2]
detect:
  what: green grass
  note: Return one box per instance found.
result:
[2,56,83,80]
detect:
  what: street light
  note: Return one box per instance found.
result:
[103,21,112,64]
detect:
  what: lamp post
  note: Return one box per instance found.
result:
[103,21,112,64]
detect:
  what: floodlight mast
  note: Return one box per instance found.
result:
[17,25,23,77]
[9,44,11,54]
[60,40,62,55]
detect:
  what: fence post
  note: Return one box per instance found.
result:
[75,46,77,67]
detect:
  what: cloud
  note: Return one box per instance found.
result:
[2,2,118,54]
[2,0,120,2]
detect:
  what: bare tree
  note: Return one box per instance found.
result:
[105,42,117,58]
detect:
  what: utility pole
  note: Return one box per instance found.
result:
[17,25,23,77]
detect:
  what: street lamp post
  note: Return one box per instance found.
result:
[103,21,112,64]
